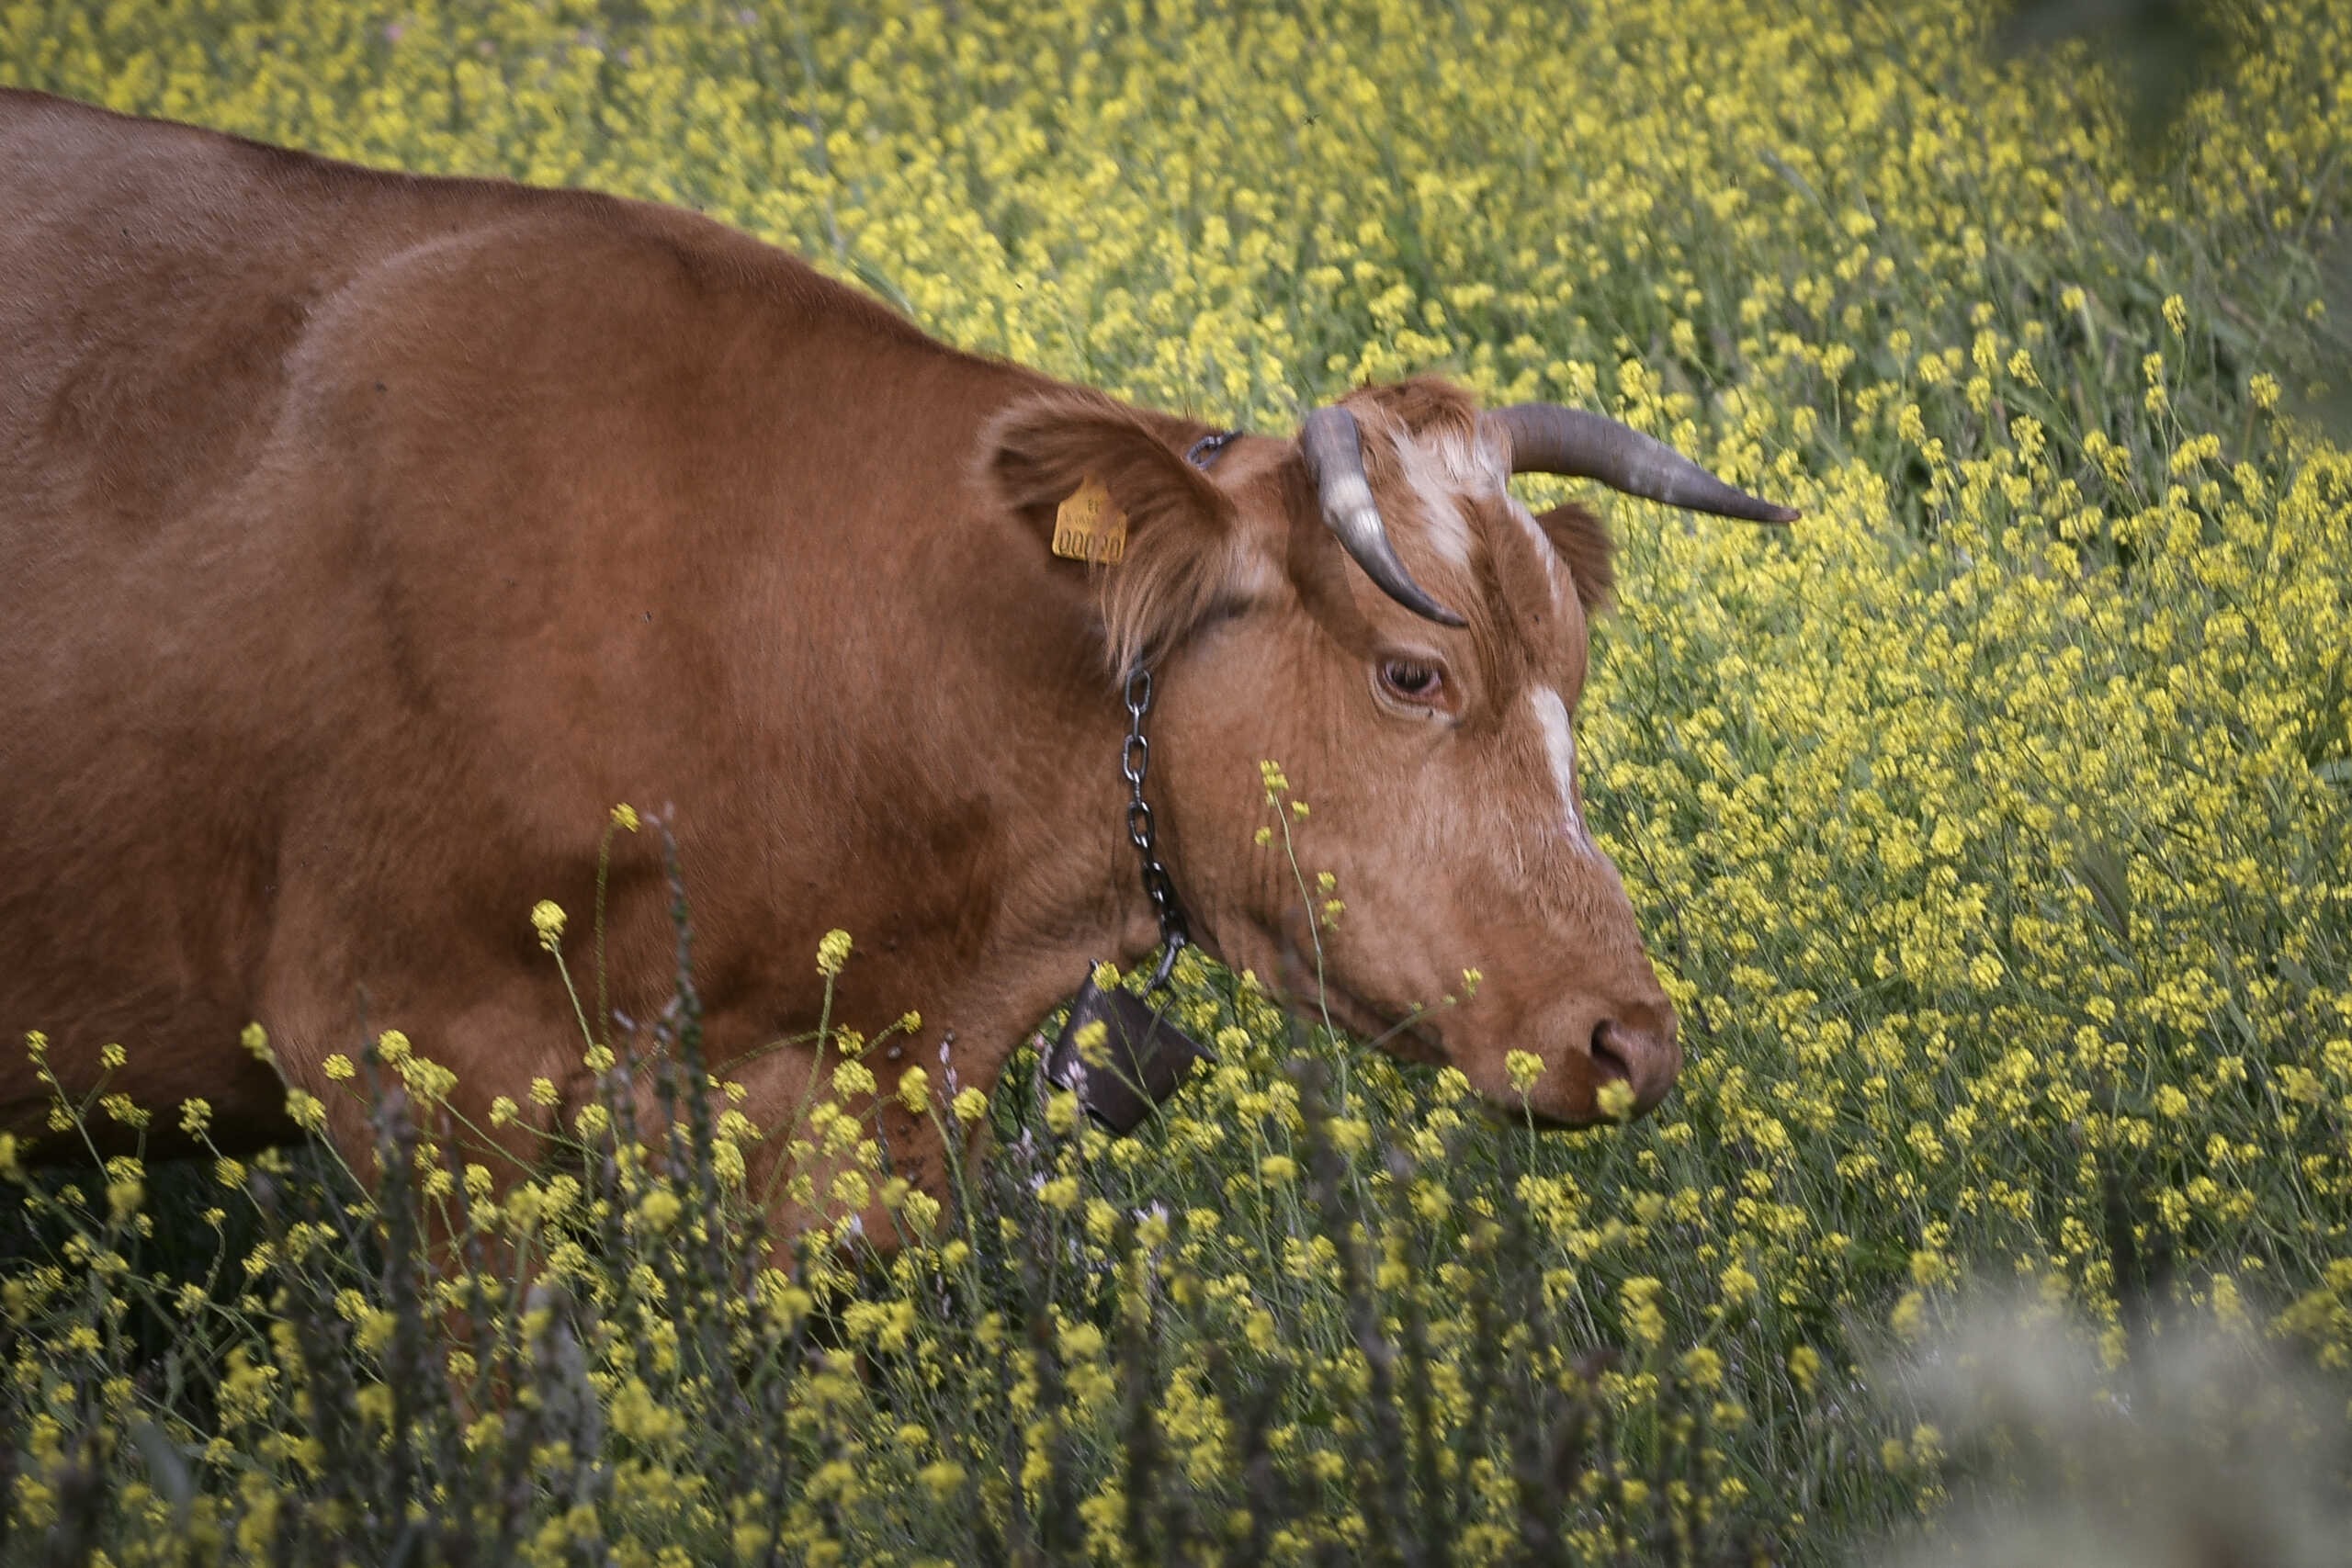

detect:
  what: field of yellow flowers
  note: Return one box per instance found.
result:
[6,0,2352,1562]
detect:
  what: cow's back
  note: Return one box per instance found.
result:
[2,93,865,1138]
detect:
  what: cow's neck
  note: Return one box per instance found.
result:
[1005,662,1186,998]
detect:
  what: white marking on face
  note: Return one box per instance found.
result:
[1427,428,1500,488]
[1399,460,1473,565]
[1393,428,1503,567]
[1529,686,1591,851]
[1224,531,1283,599]
[1507,493,1561,590]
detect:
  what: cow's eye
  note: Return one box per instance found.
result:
[1377,658,1445,705]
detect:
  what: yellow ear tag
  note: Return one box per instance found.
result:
[1051,475,1127,565]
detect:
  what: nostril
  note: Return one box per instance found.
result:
[1588,1020,1633,1084]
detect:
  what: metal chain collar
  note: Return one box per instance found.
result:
[1119,427,1236,989]
[1039,429,1238,1134]
[1122,665,1188,989]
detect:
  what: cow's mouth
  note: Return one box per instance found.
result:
[1476,1070,1623,1131]
[1293,976,1638,1128]
[1475,1029,1636,1130]
[1300,978,1446,1066]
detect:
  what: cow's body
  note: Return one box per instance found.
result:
[1,90,1159,1195]
[5,91,1791,1219]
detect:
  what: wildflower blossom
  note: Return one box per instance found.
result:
[8,0,2352,1555]
[1505,1051,1544,1096]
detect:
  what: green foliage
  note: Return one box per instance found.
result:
[5,0,2352,1561]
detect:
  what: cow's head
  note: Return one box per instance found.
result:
[986,377,1793,1125]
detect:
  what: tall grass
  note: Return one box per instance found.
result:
[6,0,2352,1561]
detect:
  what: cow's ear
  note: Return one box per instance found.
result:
[983,388,1258,671]
[1533,502,1615,614]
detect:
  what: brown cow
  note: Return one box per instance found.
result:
[0,90,1792,1219]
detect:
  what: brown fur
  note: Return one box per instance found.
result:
[0,92,1679,1231]
[1539,505,1616,612]
[979,386,1240,672]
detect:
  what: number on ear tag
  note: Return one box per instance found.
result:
[1051,476,1127,565]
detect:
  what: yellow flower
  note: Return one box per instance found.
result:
[240,1022,270,1063]
[2213,1273,2248,1330]
[610,802,639,831]
[1596,1080,1637,1121]
[322,1055,355,1081]
[1504,1050,1543,1096]
[1909,1423,1943,1466]
[816,928,853,977]
[896,1066,930,1114]
[530,899,567,950]
[1620,1277,1666,1346]
[831,1169,870,1211]
[901,1189,943,1233]
[952,1088,989,1124]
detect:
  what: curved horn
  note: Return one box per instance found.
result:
[1298,406,1468,627]
[1489,403,1800,524]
